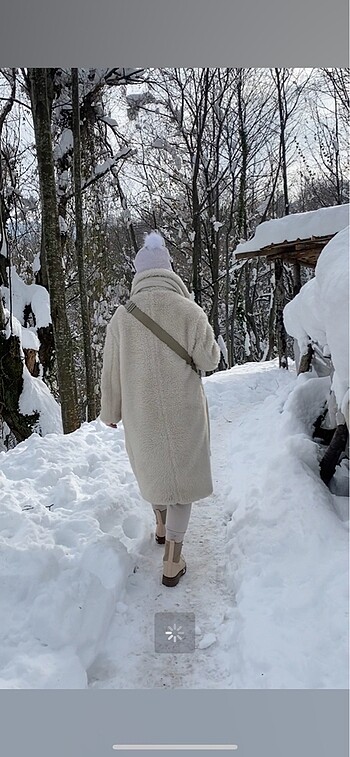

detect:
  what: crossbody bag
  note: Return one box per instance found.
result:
[124,299,199,375]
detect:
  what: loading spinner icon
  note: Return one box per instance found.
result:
[165,622,185,643]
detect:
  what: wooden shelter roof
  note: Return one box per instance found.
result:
[235,234,335,268]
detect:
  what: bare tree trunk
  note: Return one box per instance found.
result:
[225,181,235,368]
[274,68,294,361]
[275,69,290,218]
[29,67,80,433]
[230,264,245,364]
[292,261,302,296]
[192,169,202,306]
[266,285,277,360]
[237,70,248,241]
[34,215,55,385]
[236,70,255,362]
[297,343,313,374]
[320,424,348,486]
[114,174,139,254]
[333,85,342,204]
[274,257,288,368]
[72,68,96,422]
[243,266,253,361]
[225,240,232,368]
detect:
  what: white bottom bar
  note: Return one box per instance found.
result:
[112,746,238,751]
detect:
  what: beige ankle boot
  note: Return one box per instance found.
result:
[154,508,167,544]
[162,540,186,587]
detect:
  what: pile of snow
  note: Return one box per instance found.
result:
[235,203,349,255]
[3,308,40,352]
[1,269,60,436]
[0,362,348,689]
[0,421,150,688]
[284,227,349,421]
[205,362,348,688]
[2,267,51,329]
[1,308,61,437]
[53,128,73,161]
[20,327,40,352]
[19,368,63,435]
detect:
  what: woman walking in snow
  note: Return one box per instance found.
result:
[100,232,220,586]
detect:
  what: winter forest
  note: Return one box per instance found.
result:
[0,67,348,443]
[0,68,349,690]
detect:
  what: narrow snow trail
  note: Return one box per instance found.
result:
[88,366,293,689]
[88,421,235,688]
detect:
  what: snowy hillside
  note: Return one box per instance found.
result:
[0,360,348,689]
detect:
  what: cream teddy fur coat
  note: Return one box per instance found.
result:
[100,269,221,505]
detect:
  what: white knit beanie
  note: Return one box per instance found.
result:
[134,231,172,273]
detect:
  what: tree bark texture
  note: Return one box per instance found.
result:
[297,343,313,375]
[274,257,288,369]
[28,68,80,433]
[72,68,96,421]
[192,172,202,307]
[320,423,348,486]
[275,68,299,339]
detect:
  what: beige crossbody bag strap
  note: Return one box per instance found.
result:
[124,300,198,374]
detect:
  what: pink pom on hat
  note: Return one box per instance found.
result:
[134,231,172,273]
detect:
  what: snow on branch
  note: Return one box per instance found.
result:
[104,68,146,86]
[81,147,134,192]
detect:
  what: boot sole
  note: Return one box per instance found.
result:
[162,565,186,587]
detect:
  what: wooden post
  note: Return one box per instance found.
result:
[320,423,348,486]
[297,343,313,375]
[275,257,288,369]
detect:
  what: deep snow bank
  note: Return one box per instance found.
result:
[0,421,150,688]
[284,226,349,421]
[205,363,349,688]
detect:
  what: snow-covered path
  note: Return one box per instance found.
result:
[89,366,312,688]
[0,361,348,689]
[88,361,348,690]
[87,409,237,689]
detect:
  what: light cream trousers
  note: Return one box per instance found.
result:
[152,503,192,542]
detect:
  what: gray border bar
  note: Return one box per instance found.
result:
[0,690,348,756]
[0,0,349,65]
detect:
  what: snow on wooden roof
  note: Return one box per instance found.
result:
[235,204,349,267]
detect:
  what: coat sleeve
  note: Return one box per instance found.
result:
[191,310,221,372]
[99,322,122,425]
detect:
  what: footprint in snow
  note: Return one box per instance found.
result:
[198,633,217,650]
[122,514,143,539]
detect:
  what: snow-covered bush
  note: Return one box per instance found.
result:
[284,226,349,428]
[0,267,62,443]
